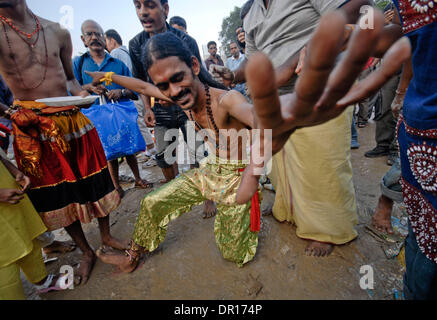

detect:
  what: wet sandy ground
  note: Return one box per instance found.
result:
[34,120,405,300]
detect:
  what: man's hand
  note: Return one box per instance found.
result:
[83,83,107,95]
[391,91,405,118]
[236,8,410,204]
[144,107,156,127]
[15,172,31,192]
[236,27,245,44]
[0,189,25,205]
[86,71,106,86]
[384,9,395,25]
[107,89,123,101]
[79,90,90,98]
[210,65,234,85]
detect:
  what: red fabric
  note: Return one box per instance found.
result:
[238,168,261,233]
[13,127,108,189]
[398,0,437,34]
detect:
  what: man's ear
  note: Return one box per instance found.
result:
[163,3,169,19]
[81,35,88,48]
[191,56,200,76]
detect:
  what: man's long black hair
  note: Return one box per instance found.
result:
[143,33,227,90]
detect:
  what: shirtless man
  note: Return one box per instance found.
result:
[0,0,126,285]
[85,8,411,271]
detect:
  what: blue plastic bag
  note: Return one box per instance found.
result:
[82,99,146,161]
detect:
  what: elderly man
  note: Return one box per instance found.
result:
[105,28,158,165]
[74,20,153,197]
[0,0,125,285]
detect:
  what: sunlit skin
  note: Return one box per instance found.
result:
[0,0,129,285]
[86,8,411,270]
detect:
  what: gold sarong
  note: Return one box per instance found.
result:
[133,156,260,267]
[270,107,358,244]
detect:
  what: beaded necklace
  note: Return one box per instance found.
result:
[188,84,228,151]
[0,10,40,40]
[1,12,48,90]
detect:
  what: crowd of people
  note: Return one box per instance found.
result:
[0,0,436,300]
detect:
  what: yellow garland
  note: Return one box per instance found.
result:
[100,72,115,86]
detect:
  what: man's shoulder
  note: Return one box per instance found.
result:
[169,27,198,47]
[129,31,149,50]
[39,17,71,42]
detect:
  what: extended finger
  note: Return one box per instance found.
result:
[315,8,385,112]
[336,37,411,108]
[291,11,347,122]
[245,52,282,130]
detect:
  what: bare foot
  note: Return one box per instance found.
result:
[102,236,130,251]
[305,241,334,257]
[96,247,138,273]
[43,240,76,254]
[135,179,154,189]
[372,195,393,234]
[202,200,217,219]
[74,251,97,286]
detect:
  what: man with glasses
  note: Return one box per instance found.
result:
[74,20,153,197]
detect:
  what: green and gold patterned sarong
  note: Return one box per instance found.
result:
[133,156,260,267]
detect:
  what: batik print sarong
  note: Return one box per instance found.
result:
[395,1,437,264]
[132,156,260,267]
[11,101,120,231]
[398,116,437,264]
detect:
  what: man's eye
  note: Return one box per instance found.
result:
[173,74,184,82]
[158,84,169,91]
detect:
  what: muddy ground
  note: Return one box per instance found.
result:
[31,120,405,300]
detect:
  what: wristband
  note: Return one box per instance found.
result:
[100,72,115,86]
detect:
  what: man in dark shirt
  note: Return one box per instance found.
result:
[205,41,224,71]
[0,75,13,152]
[129,0,221,217]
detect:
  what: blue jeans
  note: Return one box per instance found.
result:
[404,222,437,300]
[351,116,358,142]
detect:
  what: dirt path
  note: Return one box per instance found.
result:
[39,121,405,300]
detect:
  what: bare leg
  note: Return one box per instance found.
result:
[96,242,144,273]
[108,159,124,198]
[305,241,334,257]
[64,221,96,285]
[98,215,129,251]
[126,155,153,188]
[160,166,176,184]
[372,194,394,234]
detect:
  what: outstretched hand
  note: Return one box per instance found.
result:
[85,71,106,86]
[236,9,411,204]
